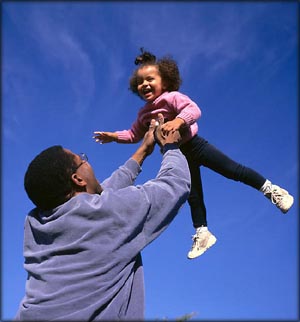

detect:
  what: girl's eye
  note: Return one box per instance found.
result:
[136,77,144,85]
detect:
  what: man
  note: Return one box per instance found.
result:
[15,115,191,321]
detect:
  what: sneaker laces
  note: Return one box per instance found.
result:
[191,231,206,249]
[190,233,199,249]
[269,187,286,206]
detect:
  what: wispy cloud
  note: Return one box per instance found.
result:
[123,3,257,73]
[5,4,96,116]
[123,2,296,80]
[29,7,95,115]
[4,2,296,127]
[3,48,44,142]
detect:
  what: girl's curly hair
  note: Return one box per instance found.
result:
[129,48,182,97]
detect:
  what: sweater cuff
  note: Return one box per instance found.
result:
[176,111,197,125]
[126,158,142,176]
[116,130,134,143]
[162,143,179,154]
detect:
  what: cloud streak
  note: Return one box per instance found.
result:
[123,2,296,81]
[5,4,96,116]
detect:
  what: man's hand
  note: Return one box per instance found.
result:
[154,113,182,148]
[131,119,156,165]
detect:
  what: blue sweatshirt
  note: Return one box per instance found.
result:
[15,147,190,321]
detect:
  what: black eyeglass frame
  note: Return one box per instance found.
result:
[72,153,88,173]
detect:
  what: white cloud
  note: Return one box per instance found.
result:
[123,3,258,73]
[32,9,95,114]
[6,4,96,115]
[122,2,296,80]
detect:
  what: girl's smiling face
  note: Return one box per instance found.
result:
[136,65,166,102]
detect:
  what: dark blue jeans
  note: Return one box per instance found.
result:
[180,135,266,228]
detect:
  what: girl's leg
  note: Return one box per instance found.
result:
[191,137,266,189]
[180,143,217,259]
[191,135,293,213]
[185,158,207,228]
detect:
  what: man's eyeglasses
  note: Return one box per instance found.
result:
[73,153,88,173]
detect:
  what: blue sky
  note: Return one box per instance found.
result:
[2,1,298,321]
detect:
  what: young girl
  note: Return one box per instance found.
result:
[93,49,294,259]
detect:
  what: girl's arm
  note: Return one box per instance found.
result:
[93,103,149,144]
[93,119,146,144]
[162,92,201,133]
[174,92,201,125]
[93,129,142,144]
[93,131,118,144]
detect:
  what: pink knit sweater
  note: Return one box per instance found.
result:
[116,91,201,144]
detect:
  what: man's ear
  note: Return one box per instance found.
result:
[71,173,87,188]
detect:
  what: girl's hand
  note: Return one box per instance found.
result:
[93,131,118,144]
[161,118,185,134]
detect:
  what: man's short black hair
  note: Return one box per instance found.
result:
[24,145,77,210]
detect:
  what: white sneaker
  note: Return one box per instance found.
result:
[187,228,217,259]
[262,181,294,214]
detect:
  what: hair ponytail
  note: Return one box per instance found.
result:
[134,47,156,65]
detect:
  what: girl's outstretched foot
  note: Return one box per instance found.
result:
[187,226,217,259]
[261,180,294,213]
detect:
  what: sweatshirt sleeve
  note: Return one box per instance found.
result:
[138,146,191,245]
[99,145,191,255]
[101,159,142,191]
